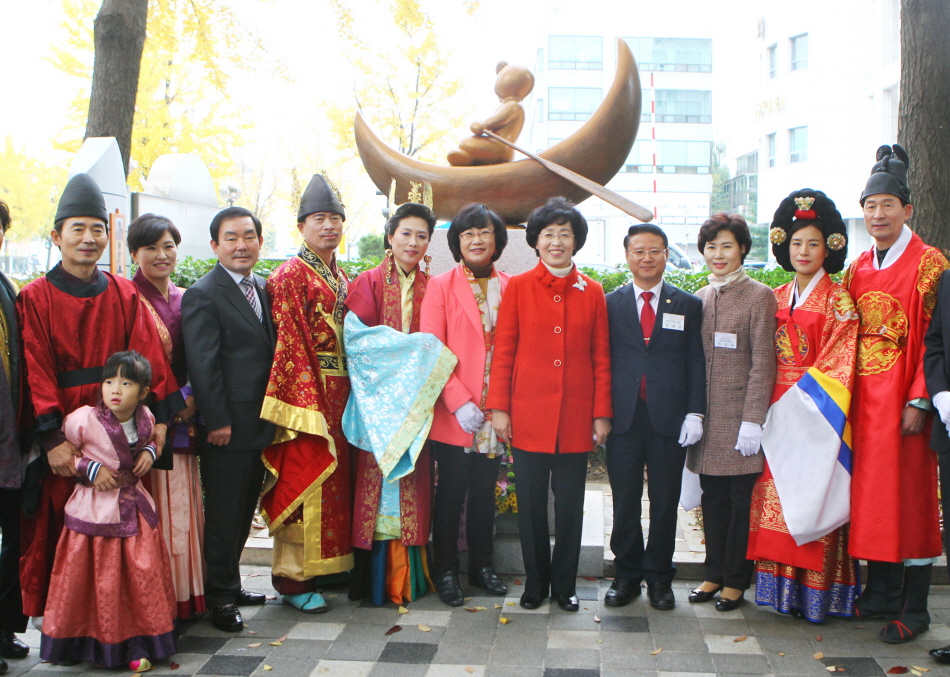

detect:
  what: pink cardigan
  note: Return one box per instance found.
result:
[420,264,511,447]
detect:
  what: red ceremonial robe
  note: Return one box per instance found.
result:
[260,248,354,590]
[343,259,432,549]
[17,263,182,617]
[843,229,949,562]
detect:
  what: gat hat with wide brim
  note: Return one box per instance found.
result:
[298,174,345,222]
[769,188,849,274]
[860,144,910,205]
[55,173,108,224]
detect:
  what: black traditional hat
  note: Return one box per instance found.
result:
[860,144,911,205]
[298,174,345,222]
[55,173,108,224]
[769,188,848,274]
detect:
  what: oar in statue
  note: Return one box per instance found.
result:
[481,129,654,223]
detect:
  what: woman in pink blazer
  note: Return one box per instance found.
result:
[420,203,511,607]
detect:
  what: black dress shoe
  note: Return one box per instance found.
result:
[236,589,266,606]
[436,571,464,607]
[604,580,641,607]
[715,594,744,612]
[0,657,7,675]
[553,594,579,611]
[520,592,546,609]
[0,631,28,659]
[469,567,507,596]
[210,603,244,632]
[647,582,675,610]
[688,585,722,604]
[930,644,950,664]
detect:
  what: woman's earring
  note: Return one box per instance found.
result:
[424,254,432,277]
[385,249,395,284]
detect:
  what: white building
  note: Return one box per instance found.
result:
[734,0,901,254]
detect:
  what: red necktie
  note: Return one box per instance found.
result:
[639,291,655,400]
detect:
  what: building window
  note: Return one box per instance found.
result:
[548,87,602,121]
[549,36,603,70]
[654,90,712,123]
[767,133,776,168]
[767,44,777,78]
[625,37,712,72]
[790,34,808,70]
[537,99,544,123]
[789,126,807,163]
[623,140,653,173]
[736,151,758,176]
[656,140,712,174]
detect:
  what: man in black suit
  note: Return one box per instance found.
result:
[604,223,706,611]
[182,207,276,632]
[923,269,950,663]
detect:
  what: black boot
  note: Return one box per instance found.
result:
[857,561,903,619]
[881,563,931,644]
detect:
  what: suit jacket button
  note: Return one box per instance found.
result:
[554,359,562,367]
[554,326,562,333]
[553,295,562,302]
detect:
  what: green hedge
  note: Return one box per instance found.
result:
[169,257,380,288]
[580,266,801,294]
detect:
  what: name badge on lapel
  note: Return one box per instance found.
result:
[662,314,684,331]
[714,332,738,349]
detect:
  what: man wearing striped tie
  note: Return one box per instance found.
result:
[182,207,277,633]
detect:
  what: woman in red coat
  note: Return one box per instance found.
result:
[487,197,612,612]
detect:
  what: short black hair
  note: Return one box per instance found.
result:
[102,350,152,391]
[623,223,667,250]
[525,196,588,255]
[210,207,262,243]
[0,201,10,233]
[384,203,437,249]
[697,212,753,262]
[127,213,182,252]
[447,203,508,263]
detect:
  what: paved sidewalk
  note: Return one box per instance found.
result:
[8,566,950,677]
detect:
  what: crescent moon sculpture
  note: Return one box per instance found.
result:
[355,37,642,225]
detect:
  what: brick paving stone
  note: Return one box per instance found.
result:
[599,616,649,633]
[653,650,716,673]
[424,666,487,677]
[542,647,601,670]
[818,656,885,676]
[486,644,546,666]
[311,660,375,677]
[482,667,543,677]
[649,633,710,653]
[377,643,438,665]
[366,664,429,677]
[265,638,332,659]
[704,634,763,655]
[150,654,211,675]
[542,669,601,677]
[431,643,494,665]
[439,627,497,645]
[546,630,602,649]
[196,654,264,676]
[255,657,320,677]
[709,653,771,674]
[323,641,387,663]
[178,636,232,654]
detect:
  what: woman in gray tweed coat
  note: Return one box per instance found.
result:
[686,213,777,612]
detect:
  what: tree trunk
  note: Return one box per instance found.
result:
[84,0,149,177]
[899,0,950,250]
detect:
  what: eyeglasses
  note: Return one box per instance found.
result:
[459,230,495,241]
[627,248,667,259]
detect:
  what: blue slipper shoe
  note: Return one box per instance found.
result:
[283,592,328,614]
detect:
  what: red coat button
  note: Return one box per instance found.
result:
[554,326,562,334]
[553,295,562,302]
[554,359,562,367]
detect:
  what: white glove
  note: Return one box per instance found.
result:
[454,401,485,434]
[934,391,950,437]
[735,421,762,457]
[678,414,704,447]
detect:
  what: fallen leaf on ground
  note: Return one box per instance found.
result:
[651,648,663,655]
[911,668,930,673]
[505,602,515,606]
[814,652,824,660]
[514,580,522,585]
[596,640,602,643]
[815,634,823,641]
[262,666,273,672]
[170,663,180,671]
[734,635,747,642]
[269,641,282,646]
[464,597,472,601]
[327,594,337,598]
[826,667,837,673]
[398,606,409,614]
[911,671,922,676]
[266,595,278,600]
[778,653,785,657]
[247,643,262,648]
[886,669,908,675]
[464,667,474,674]
[494,604,502,609]
[499,617,510,625]
[418,624,431,632]
[385,625,402,636]
[593,615,601,623]
[247,631,258,635]
[275,634,288,642]
[473,606,487,611]
[464,607,479,612]
[855,625,865,629]
[582,576,598,581]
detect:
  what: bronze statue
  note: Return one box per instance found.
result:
[447,61,535,166]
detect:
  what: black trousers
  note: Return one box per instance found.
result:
[200,448,265,608]
[511,447,587,599]
[699,472,759,590]
[0,488,27,632]
[607,400,686,585]
[431,441,503,576]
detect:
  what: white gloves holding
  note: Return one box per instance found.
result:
[454,401,485,434]
[735,421,762,456]
[933,391,950,437]
[678,414,704,447]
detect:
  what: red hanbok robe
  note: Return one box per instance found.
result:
[748,272,860,621]
[843,228,949,562]
[344,260,432,550]
[260,248,354,588]
[17,264,182,618]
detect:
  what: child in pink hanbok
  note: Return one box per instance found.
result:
[40,351,177,670]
